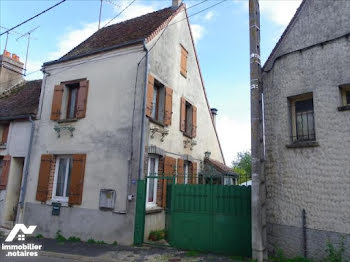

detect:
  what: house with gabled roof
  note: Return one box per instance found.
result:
[262,0,350,259]
[21,0,229,244]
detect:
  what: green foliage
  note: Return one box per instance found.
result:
[96,240,106,245]
[270,249,311,262]
[324,239,345,262]
[87,238,97,244]
[232,151,252,184]
[148,229,166,241]
[67,236,81,242]
[55,230,66,243]
[112,241,118,246]
[35,234,44,239]
[86,238,106,244]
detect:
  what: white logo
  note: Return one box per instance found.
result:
[5,224,37,242]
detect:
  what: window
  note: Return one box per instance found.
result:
[151,81,165,123]
[340,85,350,106]
[180,97,197,138]
[347,90,350,105]
[50,79,89,121]
[146,155,159,207]
[289,94,316,143]
[184,161,189,184]
[52,156,72,202]
[0,123,9,145]
[180,45,188,78]
[0,158,3,179]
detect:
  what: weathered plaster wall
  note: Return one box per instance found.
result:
[144,210,165,241]
[263,35,350,259]
[146,8,224,164]
[23,45,147,244]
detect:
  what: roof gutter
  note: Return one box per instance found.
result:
[138,41,149,180]
[17,115,35,222]
[0,114,34,121]
[43,38,145,67]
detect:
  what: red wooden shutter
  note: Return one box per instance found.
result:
[180,97,186,132]
[191,162,198,184]
[1,124,9,144]
[76,80,89,119]
[156,157,164,207]
[50,85,64,120]
[146,75,154,117]
[36,154,53,201]
[69,154,86,205]
[192,105,197,138]
[164,87,173,126]
[0,156,11,190]
[162,156,176,207]
[177,159,184,184]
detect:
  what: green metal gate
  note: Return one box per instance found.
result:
[134,180,251,257]
[167,184,251,257]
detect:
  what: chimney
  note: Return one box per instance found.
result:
[210,108,218,126]
[172,0,182,8]
[0,50,25,92]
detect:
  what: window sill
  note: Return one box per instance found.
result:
[149,118,165,127]
[146,206,163,214]
[0,144,7,149]
[338,105,350,111]
[46,200,69,207]
[286,141,319,149]
[183,132,193,139]
[57,118,78,123]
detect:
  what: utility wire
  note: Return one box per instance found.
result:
[0,0,66,37]
[103,0,137,28]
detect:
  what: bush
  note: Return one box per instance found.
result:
[67,236,81,242]
[148,230,166,241]
[324,240,345,262]
[55,230,66,243]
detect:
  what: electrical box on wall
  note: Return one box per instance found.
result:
[99,189,116,210]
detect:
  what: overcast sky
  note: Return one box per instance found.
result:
[0,0,302,164]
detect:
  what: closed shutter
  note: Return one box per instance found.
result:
[192,105,197,138]
[146,74,154,117]
[180,46,188,77]
[180,97,186,132]
[50,85,64,120]
[162,156,176,207]
[177,159,184,184]
[76,80,89,119]
[68,154,86,205]
[1,124,9,144]
[36,154,53,201]
[164,87,173,126]
[0,156,11,190]
[156,157,164,207]
[191,162,198,184]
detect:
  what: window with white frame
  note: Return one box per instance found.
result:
[146,155,159,207]
[184,161,189,184]
[52,156,72,202]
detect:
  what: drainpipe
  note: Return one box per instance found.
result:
[17,115,35,223]
[138,41,149,180]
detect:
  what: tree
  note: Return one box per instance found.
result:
[232,151,251,184]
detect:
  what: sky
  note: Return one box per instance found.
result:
[0,0,302,165]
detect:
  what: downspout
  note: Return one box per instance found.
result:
[138,41,149,180]
[17,115,35,223]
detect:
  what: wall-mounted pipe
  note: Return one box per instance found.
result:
[302,209,307,258]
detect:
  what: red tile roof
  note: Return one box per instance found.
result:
[53,6,179,63]
[205,158,237,176]
[0,80,42,119]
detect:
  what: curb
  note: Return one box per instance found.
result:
[39,251,117,262]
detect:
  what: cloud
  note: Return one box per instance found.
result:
[260,0,302,26]
[25,60,43,80]
[190,24,205,44]
[48,2,157,61]
[204,11,214,21]
[216,114,251,165]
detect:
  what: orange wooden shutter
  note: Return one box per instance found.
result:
[36,154,53,201]
[162,156,176,207]
[191,162,198,184]
[50,84,64,120]
[180,97,186,132]
[146,74,154,117]
[192,105,197,138]
[76,80,89,119]
[177,159,184,184]
[180,46,188,77]
[69,154,86,205]
[0,156,11,190]
[156,157,164,207]
[164,87,173,126]
[1,124,9,144]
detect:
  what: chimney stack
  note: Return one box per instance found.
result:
[0,50,25,92]
[210,108,218,126]
[172,0,182,8]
